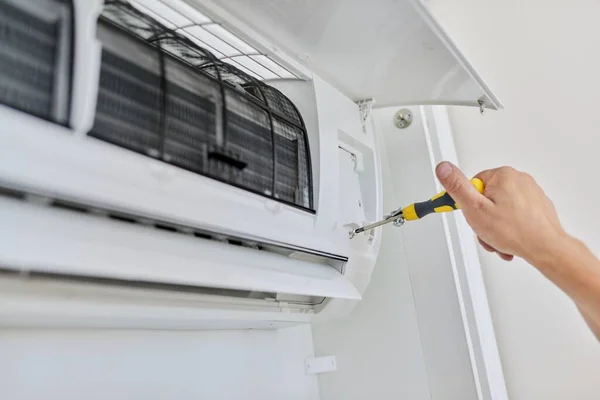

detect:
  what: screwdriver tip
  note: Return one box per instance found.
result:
[349,228,363,239]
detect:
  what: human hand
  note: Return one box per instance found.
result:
[435,162,567,265]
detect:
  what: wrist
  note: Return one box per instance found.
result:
[528,233,600,309]
[525,230,574,271]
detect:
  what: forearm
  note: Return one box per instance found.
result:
[532,236,600,339]
[577,305,600,340]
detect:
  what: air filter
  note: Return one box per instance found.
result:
[90,1,313,212]
[0,0,72,124]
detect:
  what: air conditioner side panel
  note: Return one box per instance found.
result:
[309,76,384,319]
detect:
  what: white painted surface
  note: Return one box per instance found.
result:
[0,325,319,400]
[204,0,500,108]
[311,107,499,400]
[423,106,507,400]
[427,1,600,399]
[311,109,431,400]
[374,107,479,400]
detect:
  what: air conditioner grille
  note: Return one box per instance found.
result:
[93,52,163,155]
[91,1,314,211]
[0,0,72,124]
[261,86,303,127]
[273,118,309,205]
[223,91,274,193]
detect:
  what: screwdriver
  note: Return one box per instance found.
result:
[349,178,484,239]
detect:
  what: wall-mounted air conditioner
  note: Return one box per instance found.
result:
[0,0,499,329]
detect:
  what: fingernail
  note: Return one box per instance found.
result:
[436,162,453,179]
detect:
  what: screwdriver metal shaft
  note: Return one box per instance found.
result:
[349,217,401,238]
[349,178,484,239]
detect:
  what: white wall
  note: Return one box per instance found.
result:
[427,1,600,399]
[311,109,432,400]
[0,326,319,400]
[312,107,483,400]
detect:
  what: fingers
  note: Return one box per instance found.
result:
[473,169,497,185]
[436,162,488,210]
[478,237,514,261]
[478,237,496,252]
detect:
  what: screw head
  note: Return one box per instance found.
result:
[393,218,405,227]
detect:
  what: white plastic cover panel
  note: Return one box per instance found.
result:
[202,0,501,109]
[0,197,361,301]
[338,148,365,225]
[130,0,298,80]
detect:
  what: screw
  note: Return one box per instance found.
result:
[393,218,405,227]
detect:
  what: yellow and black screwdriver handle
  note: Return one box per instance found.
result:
[400,178,485,221]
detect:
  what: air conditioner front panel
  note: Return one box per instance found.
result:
[0,0,383,325]
[0,196,360,301]
[0,0,353,258]
[0,104,345,257]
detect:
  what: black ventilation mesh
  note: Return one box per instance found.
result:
[0,0,72,124]
[273,118,310,206]
[91,0,313,212]
[261,86,303,126]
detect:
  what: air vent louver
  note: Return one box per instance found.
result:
[90,1,313,211]
[0,0,72,124]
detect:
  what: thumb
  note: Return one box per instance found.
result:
[435,161,482,209]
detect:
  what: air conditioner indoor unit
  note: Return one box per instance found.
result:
[0,0,500,329]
